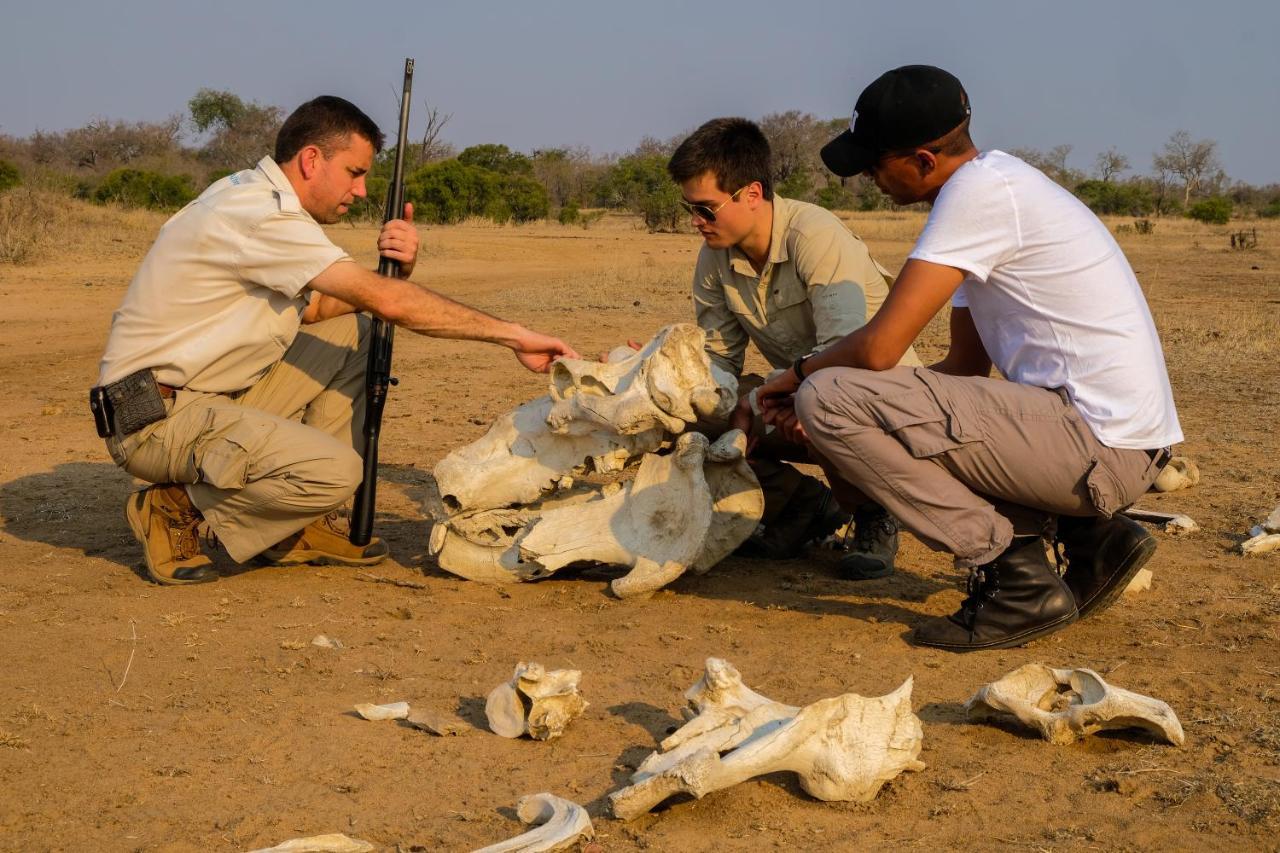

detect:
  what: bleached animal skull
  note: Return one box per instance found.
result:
[485,662,587,740]
[471,793,593,853]
[609,658,925,820]
[428,325,764,598]
[966,664,1185,746]
[434,324,734,515]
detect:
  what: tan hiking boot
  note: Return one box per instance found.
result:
[261,512,388,567]
[124,484,218,585]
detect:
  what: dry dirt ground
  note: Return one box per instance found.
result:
[0,205,1277,852]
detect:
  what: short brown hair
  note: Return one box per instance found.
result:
[667,117,774,200]
[274,96,385,163]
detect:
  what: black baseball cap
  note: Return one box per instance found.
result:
[821,65,971,177]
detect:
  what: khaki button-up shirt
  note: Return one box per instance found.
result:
[693,196,919,377]
[98,157,351,393]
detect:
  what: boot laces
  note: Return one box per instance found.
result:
[843,512,896,552]
[168,510,203,561]
[959,566,1000,625]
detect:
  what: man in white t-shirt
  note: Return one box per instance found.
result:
[96,96,578,586]
[755,66,1181,652]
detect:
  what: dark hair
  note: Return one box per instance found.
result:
[274,96,385,163]
[667,117,774,200]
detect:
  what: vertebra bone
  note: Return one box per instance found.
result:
[485,662,587,740]
[471,793,593,853]
[609,658,924,820]
[966,663,1184,746]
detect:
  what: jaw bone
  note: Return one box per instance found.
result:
[609,658,924,820]
[430,430,762,598]
[485,662,588,740]
[471,793,593,853]
[966,663,1185,746]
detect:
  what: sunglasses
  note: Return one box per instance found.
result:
[679,185,748,223]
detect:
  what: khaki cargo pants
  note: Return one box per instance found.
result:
[794,367,1167,568]
[106,314,370,562]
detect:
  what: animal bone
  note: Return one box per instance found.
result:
[610,659,924,820]
[434,324,735,516]
[248,834,374,853]
[485,662,587,740]
[1241,533,1280,555]
[1124,568,1153,594]
[406,708,470,736]
[1151,456,1199,492]
[1265,505,1280,534]
[353,701,410,721]
[431,431,762,598]
[471,793,594,853]
[429,325,761,597]
[966,663,1184,746]
[547,324,728,436]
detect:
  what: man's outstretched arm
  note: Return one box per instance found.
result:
[308,260,579,372]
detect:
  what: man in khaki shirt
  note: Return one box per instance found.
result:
[97,96,577,586]
[667,118,919,576]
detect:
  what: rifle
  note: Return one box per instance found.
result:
[350,57,414,546]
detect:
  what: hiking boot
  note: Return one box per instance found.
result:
[912,536,1078,652]
[1055,514,1157,619]
[261,511,388,567]
[733,479,849,560]
[838,504,899,580]
[124,484,218,586]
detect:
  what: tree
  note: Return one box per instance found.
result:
[598,154,682,231]
[0,159,19,193]
[1093,147,1130,182]
[1152,131,1223,210]
[1186,196,1231,225]
[1011,145,1081,187]
[417,104,453,165]
[188,89,283,172]
[759,111,831,201]
[457,143,532,176]
[94,168,195,210]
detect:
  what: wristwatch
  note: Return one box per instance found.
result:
[792,353,814,382]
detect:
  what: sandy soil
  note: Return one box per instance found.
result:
[0,208,1277,852]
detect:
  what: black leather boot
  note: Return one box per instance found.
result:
[1055,514,1156,619]
[838,504,898,580]
[734,479,849,560]
[912,536,1078,652]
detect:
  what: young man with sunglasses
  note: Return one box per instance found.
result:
[755,66,1181,651]
[666,117,920,576]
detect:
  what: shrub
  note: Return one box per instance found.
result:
[1260,199,1280,219]
[598,154,682,231]
[405,159,548,224]
[94,168,195,210]
[0,159,19,193]
[457,144,533,176]
[558,199,581,225]
[1187,196,1232,225]
[500,174,549,223]
[1074,180,1155,216]
[815,183,857,211]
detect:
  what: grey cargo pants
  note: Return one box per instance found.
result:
[794,367,1166,568]
[106,313,370,562]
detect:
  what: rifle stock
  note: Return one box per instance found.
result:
[350,58,414,546]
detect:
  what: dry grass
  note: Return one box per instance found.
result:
[0,189,166,265]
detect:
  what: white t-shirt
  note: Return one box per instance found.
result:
[909,150,1182,450]
[98,157,351,393]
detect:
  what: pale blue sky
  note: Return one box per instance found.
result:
[3,0,1277,183]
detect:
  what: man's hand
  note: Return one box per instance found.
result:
[378,202,419,278]
[511,328,581,373]
[730,394,757,452]
[756,367,807,444]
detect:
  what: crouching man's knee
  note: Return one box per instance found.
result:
[306,445,364,514]
[795,368,882,440]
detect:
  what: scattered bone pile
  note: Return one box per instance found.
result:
[485,662,588,740]
[429,324,764,598]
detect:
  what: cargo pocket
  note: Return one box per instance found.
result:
[193,412,276,491]
[914,369,987,446]
[1084,457,1125,518]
